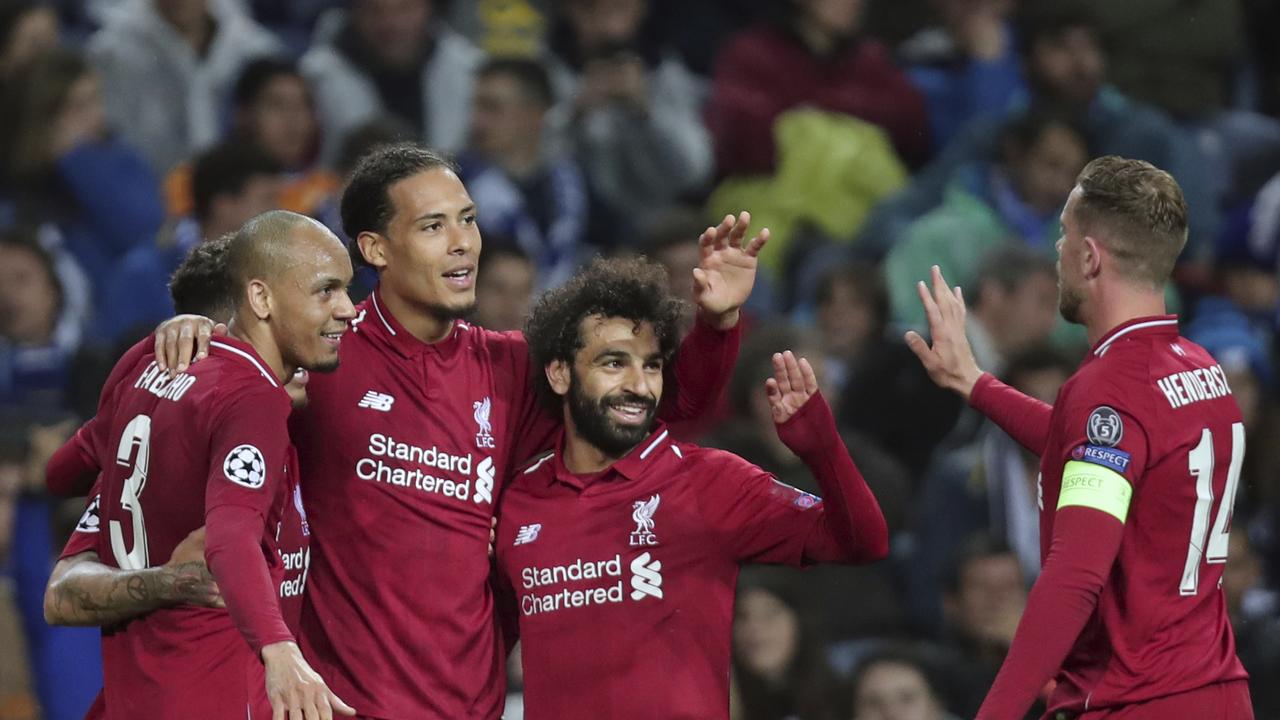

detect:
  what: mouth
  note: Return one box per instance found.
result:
[321,329,345,349]
[606,400,653,426]
[442,265,476,291]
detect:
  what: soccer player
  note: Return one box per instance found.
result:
[907,156,1252,718]
[65,212,355,719]
[494,256,889,718]
[154,144,759,718]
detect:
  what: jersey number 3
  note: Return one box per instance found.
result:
[110,414,152,570]
[1180,423,1244,596]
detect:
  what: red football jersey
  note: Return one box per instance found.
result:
[85,336,297,719]
[1037,316,1249,713]
[290,289,737,719]
[494,425,833,720]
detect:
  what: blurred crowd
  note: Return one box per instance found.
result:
[2,0,1280,718]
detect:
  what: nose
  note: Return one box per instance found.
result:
[333,289,357,321]
[622,364,653,398]
[449,221,475,256]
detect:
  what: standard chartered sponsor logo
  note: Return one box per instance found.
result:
[356,433,488,502]
[520,552,664,615]
[279,546,309,598]
[629,552,663,600]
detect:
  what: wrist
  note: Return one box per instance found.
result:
[697,307,740,331]
[260,640,299,662]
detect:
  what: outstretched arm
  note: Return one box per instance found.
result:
[44,527,222,626]
[905,265,1053,452]
[768,352,889,564]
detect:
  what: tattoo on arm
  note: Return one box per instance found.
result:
[47,559,184,627]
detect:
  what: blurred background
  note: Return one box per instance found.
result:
[2,0,1280,718]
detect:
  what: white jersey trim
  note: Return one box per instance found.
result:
[639,430,670,460]
[524,453,555,475]
[371,292,397,336]
[1094,319,1178,357]
[209,340,279,387]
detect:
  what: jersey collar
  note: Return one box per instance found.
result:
[208,335,283,389]
[357,285,463,359]
[1091,314,1179,357]
[544,422,673,491]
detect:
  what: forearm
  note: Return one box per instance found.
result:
[779,394,889,564]
[45,430,99,497]
[977,507,1123,719]
[205,505,292,653]
[658,318,741,422]
[969,373,1054,453]
[44,555,185,626]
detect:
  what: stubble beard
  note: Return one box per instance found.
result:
[566,374,657,459]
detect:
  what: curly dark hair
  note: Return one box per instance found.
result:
[169,234,233,320]
[340,142,458,270]
[524,256,686,408]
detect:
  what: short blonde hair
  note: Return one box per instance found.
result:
[1073,156,1188,286]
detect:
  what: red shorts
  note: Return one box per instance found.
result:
[1048,680,1253,720]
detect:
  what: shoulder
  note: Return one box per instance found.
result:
[1058,346,1156,430]
[462,322,530,360]
[677,443,771,482]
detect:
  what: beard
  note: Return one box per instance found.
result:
[428,300,478,323]
[567,374,658,459]
[1058,281,1084,324]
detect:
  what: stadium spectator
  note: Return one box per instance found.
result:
[101,142,282,344]
[811,262,890,400]
[908,347,1074,632]
[732,571,848,720]
[0,48,163,322]
[461,57,590,289]
[88,0,281,174]
[707,0,929,177]
[885,112,1087,329]
[544,0,712,237]
[851,645,962,720]
[901,0,1023,154]
[301,0,483,163]
[0,0,58,84]
[1224,528,1280,718]
[861,2,1217,262]
[473,243,535,333]
[164,58,339,220]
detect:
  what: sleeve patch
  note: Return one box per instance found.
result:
[75,495,101,533]
[223,444,267,489]
[1086,406,1124,447]
[1058,460,1132,522]
[769,478,822,508]
[1070,444,1132,474]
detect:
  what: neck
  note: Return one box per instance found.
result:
[561,416,626,475]
[1084,282,1167,347]
[229,319,293,384]
[379,283,456,344]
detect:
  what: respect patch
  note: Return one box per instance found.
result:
[1070,444,1132,475]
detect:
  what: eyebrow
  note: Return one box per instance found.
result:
[412,204,477,225]
[310,276,345,292]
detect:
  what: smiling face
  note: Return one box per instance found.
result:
[269,223,357,373]
[361,167,481,320]
[550,316,664,459]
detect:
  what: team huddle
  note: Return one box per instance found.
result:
[42,146,1252,719]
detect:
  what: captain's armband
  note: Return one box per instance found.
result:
[1057,460,1132,523]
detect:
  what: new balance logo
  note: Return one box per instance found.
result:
[474,456,494,504]
[514,523,542,545]
[630,552,663,600]
[358,391,395,412]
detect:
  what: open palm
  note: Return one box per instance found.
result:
[693,211,768,321]
[766,351,819,424]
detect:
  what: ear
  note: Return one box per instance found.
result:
[357,231,389,271]
[1082,235,1103,280]
[546,359,571,397]
[246,278,273,321]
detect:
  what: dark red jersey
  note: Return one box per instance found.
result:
[973,316,1249,717]
[494,395,887,719]
[84,335,298,719]
[290,289,739,719]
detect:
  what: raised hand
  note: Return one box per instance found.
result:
[903,265,984,400]
[153,315,226,374]
[693,211,769,330]
[765,350,819,424]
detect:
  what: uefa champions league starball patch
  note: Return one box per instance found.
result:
[223,444,267,489]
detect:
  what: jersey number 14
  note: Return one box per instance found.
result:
[110,414,152,570]
[1180,423,1244,596]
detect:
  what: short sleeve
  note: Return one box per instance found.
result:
[205,386,292,518]
[698,452,825,566]
[60,481,104,559]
